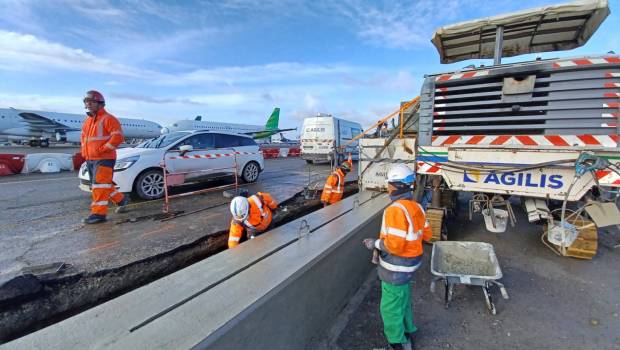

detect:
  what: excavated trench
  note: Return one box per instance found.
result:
[0,183,358,343]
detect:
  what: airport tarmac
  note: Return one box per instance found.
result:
[0,156,353,341]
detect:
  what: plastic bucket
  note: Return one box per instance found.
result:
[482,208,508,233]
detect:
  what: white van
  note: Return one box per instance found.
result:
[300,114,362,163]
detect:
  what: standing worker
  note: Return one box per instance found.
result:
[320,160,352,207]
[362,164,432,350]
[228,192,278,248]
[81,90,129,224]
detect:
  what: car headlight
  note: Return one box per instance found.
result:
[114,156,140,171]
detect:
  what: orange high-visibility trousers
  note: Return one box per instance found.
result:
[87,160,124,216]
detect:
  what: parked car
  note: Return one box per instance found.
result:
[78,130,264,200]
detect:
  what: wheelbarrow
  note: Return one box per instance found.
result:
[429,241,509,315]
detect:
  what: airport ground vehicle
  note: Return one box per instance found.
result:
[300,114,362,163]
[359,0,620,256]
[78,130,264,200]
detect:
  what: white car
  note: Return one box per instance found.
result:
[78,130,264,200]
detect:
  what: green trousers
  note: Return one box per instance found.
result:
[380,281,417,344]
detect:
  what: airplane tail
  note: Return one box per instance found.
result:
[265,108,280,130]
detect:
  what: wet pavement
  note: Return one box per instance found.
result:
[0,157,354,341]
[330,196,620,350]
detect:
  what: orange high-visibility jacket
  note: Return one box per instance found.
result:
[81,108,124,160]
[320,168,345,204]
[228,192,278,248]
[379,199,432,258]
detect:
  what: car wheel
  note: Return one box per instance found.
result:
[135,169,165,200]
[305,159,313,164]
[241,161,260,183]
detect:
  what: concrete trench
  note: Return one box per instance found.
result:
[0,183,358,343]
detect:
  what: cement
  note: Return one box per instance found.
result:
[433,243,497,277]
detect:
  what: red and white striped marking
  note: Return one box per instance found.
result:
[552,57,620,68]
[604,82,620,88]
[435,70,489,82]
[604,93,620,98]
[431,134,619,147]
[602,123,618,128]
[603,113,619,118]
[168,151,260,160]
[604,103,620,108]
[417,161,441,174]
[606,72,620,78]
[596,169,620,186]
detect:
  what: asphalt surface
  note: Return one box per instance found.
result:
[331,196,620,350]
[0,157,335,285]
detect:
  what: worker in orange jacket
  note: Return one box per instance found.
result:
[363,164,432,350]
[81,90,129,224]
[228,192,278,248]
[320,160,352,206]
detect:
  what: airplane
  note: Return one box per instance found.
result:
[161,107,296,140]
[0,107,162,147]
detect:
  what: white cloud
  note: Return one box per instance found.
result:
[0,30,152,77]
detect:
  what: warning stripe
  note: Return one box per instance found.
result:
[605,72,620,78]
[604,93,620,98]
[417,161,441,174]
[168,151,260,160]
[435,70,489,82]
[604,83,620,88]
[602,113,619,118]
[596,169,620,187]
[604,103,620,108]
[431,134,618,147]
[553,57,620,68]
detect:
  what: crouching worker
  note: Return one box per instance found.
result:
[362,164,432,350]
[228,192,278,248]
[320,160,352,207]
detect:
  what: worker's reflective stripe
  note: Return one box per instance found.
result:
[334,170,343,193]
[91,183,112,189]
[424,220,430,229]
[383,227,408,238]
[110,131,122,136]
[110,191,119,198]
[104,143,116,150]
[323,185,333,189]
[249,195,267,218]
[379,258,421,273]
[228,236,241,242]
[91,200,109,206]
[85,136,111,141]
[381,202,421,241]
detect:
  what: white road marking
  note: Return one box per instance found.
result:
[0,176,77,185]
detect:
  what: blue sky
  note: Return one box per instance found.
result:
[0,0,618,136]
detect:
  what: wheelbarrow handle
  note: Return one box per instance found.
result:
[489,280,509,299]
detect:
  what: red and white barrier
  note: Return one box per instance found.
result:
[0,154,26,176]
[259,146,301,158]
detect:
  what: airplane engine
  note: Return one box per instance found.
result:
[56,131,81,143]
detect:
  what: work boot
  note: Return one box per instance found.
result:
[114,196,130,214]
[83,214,107,224]
[389,341,413,350]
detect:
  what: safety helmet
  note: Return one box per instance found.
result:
[84,90,105,105]
[230,196,250,221]
[340,161,351,172]
[386,164,416,184]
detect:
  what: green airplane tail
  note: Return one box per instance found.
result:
[265,108,280,130]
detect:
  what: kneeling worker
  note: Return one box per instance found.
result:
[228,192,278,248]
[362,164,432,350]
[320,160,352,207]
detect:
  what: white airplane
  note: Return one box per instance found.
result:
[161,108,296,140]
[0,107,162,147]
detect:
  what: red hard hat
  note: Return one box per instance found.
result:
[84,90,105,104]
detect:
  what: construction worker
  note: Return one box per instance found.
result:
[81,90,129,224]
[228,192,278,248]
[320,160,352,207]
[362,164,432,350]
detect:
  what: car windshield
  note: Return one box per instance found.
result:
[137,132,189,149]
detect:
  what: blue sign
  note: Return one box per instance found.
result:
[463,171,563,189]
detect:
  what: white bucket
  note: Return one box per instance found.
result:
[483,208,508,233]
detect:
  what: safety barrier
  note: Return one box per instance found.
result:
[22,153,74,173]
[259,146,301,158]
[161,148,240,213]
[0,154,25,176]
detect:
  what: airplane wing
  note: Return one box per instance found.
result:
[18,112,80,133]
[242,127,297,136]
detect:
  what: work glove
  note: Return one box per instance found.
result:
[362,238,376,250]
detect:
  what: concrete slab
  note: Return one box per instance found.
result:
[3,193,384,350]
[0,158,357,342]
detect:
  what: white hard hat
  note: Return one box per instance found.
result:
[230,196,250,221]
[386,164,416,184]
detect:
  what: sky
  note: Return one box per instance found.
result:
[0,0,618,137]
